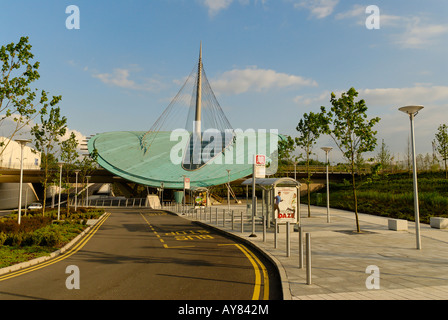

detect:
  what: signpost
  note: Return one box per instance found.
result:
[250,155,266,237]
[183,176,190,214]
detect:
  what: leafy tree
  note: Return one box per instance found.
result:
[31,106,67,215]
[321,88,381,232]
[278,134,296,165]
[295,111,328,217]
[434,124,448,178]
[60,132,80,215]
[76,149,99,204]
[375,139,393,173]
[0,36,44,155]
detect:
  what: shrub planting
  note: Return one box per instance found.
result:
[0,208,105,268]
[303,172,448,224]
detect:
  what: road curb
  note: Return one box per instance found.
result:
[0,212,108,277]
[193,220,292,301]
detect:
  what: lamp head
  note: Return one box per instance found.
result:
[15,139,32,146]
[399,105,424,116]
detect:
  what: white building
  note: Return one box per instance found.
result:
[0,137,41,210]
[0,137,41,169]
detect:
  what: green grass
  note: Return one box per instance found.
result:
[303,172,448,224]
[0,246,54,269]
[0,208,105,269]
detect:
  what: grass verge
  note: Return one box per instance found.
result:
[0,208,104,269]
[303,172,448,224]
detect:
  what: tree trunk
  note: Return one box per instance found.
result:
[66,171,70,217]
[42,164,48,217]
[445,158,447,179]
[307,181,311,218]
[352,161,360,233]
[306,148,311,217]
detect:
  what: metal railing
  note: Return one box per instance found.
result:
[71,198,148,208]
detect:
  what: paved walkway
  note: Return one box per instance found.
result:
[177,204,448,300]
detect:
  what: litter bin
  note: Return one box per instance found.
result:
[174,191,184,204]
[316,193,322,205]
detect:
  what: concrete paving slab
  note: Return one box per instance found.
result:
[175,203,448,300]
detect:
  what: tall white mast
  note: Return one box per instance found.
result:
[194,42,202,140]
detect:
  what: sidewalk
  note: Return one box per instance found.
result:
[177,204,448,300]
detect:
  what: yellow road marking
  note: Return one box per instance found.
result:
[238,244,270,300]
[140,212,195,249]
[0,212,111,282]
[220,243,269,300]
[140,212,270,299]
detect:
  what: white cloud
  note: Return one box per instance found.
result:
[293,85,448,157]
[397,17,448,48]
[92,68,163,92]
[0,115,88,157]
[93,69,135,89]
[335,4,364,20]
[201,0,234,16]
[295,85,448,108]
[335,5,448,49]
[199,0,265,16]
[211,66,318,95]
[294,0,339,19]
[359,85,448,107]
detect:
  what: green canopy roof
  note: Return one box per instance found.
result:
[88,130,280,189]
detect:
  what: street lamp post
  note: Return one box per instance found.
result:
[57,162,64,220]
[86,176,91,207]
[321,147,333,223]
[226,169,231,212]
[399,105,424,250]
[294,161,297,181]
[74,170,80,211]
[16,139,31,225]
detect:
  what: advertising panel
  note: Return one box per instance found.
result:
[274,187,298,223]
[184,177,190,190]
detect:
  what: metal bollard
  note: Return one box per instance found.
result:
[299,226,303,269]
[223,210,226,227]
[232,210,234,230]
[286,221,290,257]
[215,208,218,224]
[241,212,244,233]
[306,233,312,285]
[274,220,278,249]
[263,215,266,242]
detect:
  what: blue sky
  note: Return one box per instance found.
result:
[1,0,447,163]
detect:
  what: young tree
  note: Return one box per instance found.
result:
[278,135,296,165]
[60,132,80,215]
[31,106,67,215]
[322,88,381,232]
[434,124,448,178]
[376,139,393,173]
[0,36,43,155]
[76,149,99,205]
[295,111,328,217]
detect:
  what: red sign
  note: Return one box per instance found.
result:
[184,177,190,189]
[256,155,266,165]
[254,154,266,178]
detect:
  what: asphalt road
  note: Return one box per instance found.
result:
[0,208,281,300]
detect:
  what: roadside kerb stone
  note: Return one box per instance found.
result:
[0,212,108,276]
